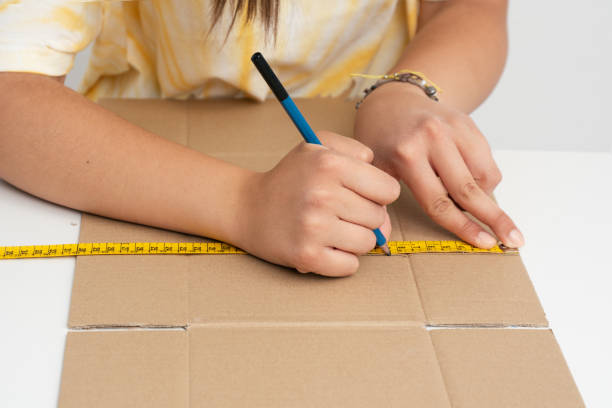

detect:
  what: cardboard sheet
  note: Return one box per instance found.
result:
[59,98,583,407]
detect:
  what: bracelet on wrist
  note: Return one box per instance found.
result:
[351,70,442,109]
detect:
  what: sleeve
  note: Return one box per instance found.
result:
[0,0,102,76]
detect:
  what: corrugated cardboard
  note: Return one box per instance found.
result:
[58,98,583,407]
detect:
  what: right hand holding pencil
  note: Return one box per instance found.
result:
[236,131,400,277]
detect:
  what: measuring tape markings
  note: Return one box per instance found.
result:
[0,241,514,260]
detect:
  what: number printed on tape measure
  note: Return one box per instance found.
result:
[0,241,516,260]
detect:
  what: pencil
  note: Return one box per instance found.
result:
[251,52,391,256]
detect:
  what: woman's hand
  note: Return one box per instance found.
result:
[354,82,524,249]
[237,131,400,277]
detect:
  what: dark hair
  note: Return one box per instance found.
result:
[211,0,280,38]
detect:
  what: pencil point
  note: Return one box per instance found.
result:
[381,244,391,256]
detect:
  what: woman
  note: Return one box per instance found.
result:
[0,0,522,276]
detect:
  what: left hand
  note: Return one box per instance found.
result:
[353,81,524,249]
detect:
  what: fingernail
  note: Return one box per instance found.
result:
[476,231,497,249]
[506,229,525,248]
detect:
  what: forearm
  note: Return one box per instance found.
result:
[389,0,508,112]
[0,73,253,244]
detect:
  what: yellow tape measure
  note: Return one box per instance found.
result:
[0,240,515,260]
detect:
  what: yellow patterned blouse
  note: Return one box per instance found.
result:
[0,0,420,100]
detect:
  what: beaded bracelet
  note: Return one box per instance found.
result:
[351,70,442,109]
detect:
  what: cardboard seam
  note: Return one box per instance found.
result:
[427,329,454,408]
[426,324,549,330]
[66,322,550,332]
[186,104,193,365]
[69,324,188,330]
[394,203,433,332]
[405,253,431,326]
[67,325,187,331]
[400,249,457,407]
[184,321,424,329]
[187,312,191,408]
[185,225,192,408]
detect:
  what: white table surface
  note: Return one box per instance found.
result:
[1,150,610,407]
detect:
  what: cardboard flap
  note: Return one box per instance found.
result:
[189,325,451,407]
[394,184,545,326]
[430,329,584,407]
[188,255,424,323]
[410,253,547,326]
[69,255,190,328]
[58,330,189,408]
[68,214,198,328]
[70,213,203,328]
[72,217,423,327]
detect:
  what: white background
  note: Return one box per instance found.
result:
[473,0,612,152]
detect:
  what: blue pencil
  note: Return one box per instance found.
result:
[251,52,391,256]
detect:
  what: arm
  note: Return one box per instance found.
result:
[0,72,399,276]
[354,0,525,249]
[0,72,252,244]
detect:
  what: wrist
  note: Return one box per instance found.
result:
[192,160,260,250]
[223,167,263,251]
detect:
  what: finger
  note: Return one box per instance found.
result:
[334,188,387,230]
[325,219,377,255]
[316,130,374,163]
[296,245,360,277]
[399,158,499,249]
[430,140,524,248]
[321,248,361,277]
[336,156,401,206]
[450,120,502,195]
